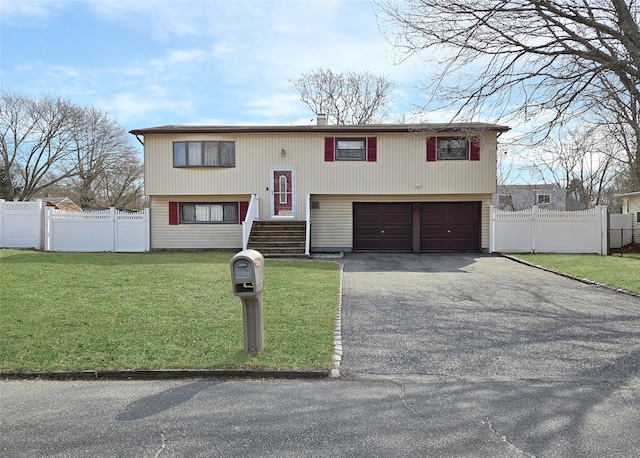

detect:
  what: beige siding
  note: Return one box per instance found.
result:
[310,194,492,251]
[310,199,353,250]
[144,131,499,221]
[150,196,244,250]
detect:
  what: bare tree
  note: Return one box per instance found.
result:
[93,150,144,209]
[290,68,394,124]
[0,92,79,200]
[375,0,640,186]
[527,127,621,208]
[67,106,143,208]
[0,92,144,207]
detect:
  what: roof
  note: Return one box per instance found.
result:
[129,122,510,136]
[615,191,640,198]
[41,197,83,212]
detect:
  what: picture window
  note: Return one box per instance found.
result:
[173,141,235,167]
[180,203,238,223]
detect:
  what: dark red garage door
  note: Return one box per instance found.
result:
[353,201,481,252]
[420,202,480,251]
[353,203,413,251]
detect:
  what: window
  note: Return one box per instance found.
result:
[335,138,366,161]
[180,203,238,223]
[173,141,235,167]
[437,137,469,160]
[427,136,480,161]
[537,194,551,204]
[324,137,376,162]
[637,212,640,223]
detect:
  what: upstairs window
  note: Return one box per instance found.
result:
[427,136,480,161]
[437,137,469,160]
[325,137,377,162]
[173,141,235,167]
[336,138,366,161]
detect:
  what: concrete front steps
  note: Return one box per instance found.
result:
[246,221,308,257]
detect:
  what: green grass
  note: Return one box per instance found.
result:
[510,253,640,294]
[0,250,341,372]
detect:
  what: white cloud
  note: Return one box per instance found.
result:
[97,91,191,126]
[0,0,66,20]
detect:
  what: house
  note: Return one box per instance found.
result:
[129,120,510,255]
[492,184,566,211]
[616,191,640,243]
[43,197,83,212]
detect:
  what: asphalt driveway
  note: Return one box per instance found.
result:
[339,252,640,381]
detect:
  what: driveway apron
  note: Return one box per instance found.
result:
[339,252,640,381]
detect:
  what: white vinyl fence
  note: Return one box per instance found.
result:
[1,200,149,252]
[45,207,150,252]
[490,205,608,255]
[0,200,43,249]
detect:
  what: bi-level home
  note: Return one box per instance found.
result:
[130,118,509,255]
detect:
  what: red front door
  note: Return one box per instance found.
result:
[272,169,294,217]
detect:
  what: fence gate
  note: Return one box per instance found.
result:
[45,207,150,252]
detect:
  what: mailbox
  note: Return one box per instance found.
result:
[230,249,264,297]
[230,249,265,355]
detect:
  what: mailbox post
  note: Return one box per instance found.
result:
[230,249,265,355]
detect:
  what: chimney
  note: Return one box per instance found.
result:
[316,113,327,126]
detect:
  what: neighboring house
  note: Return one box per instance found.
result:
[129,120,509,254]
[43,197,83,212]
[616,191,640,243]
[492,184,566,211]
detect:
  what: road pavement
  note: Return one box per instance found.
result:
[2,253,639,457]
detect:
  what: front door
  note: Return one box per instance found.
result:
[270,168,295,218]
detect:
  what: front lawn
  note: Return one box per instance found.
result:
[0,250,341,372]
[509,253,640,294]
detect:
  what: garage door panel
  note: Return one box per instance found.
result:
[383,239,413,250]
[420,202,480,252]
[450,226,477,237]
[448,214,477,225]
[383,226,412,238]
[353,203,412,252]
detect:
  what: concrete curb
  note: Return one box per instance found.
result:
[330,264,344,378]
[0,368,329,381]
[502,254,640,298]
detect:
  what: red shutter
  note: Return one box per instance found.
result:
[367,137,377,162]
[239,201,249,223]
[324,137,335,162]
[426,137,437,162]
[168,201,179,225]
[470,137,481,161]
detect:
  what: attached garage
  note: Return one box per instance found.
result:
[353,201,480,252]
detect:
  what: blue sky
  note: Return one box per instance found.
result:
[1,0,433,131]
